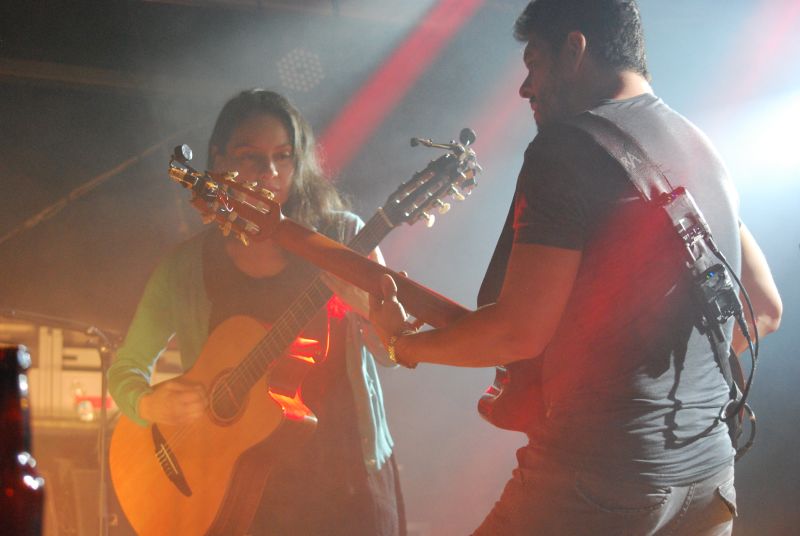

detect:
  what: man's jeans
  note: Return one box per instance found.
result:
[472,447,736,536]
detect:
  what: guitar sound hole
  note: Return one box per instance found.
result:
[208,372,246,424]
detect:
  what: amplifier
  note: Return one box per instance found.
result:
[18,325,181,421]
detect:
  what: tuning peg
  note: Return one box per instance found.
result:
[434,199,451,214]
[459,128,477,146]
[421,212,435,228]
[449,185,466,201]
[173,144,193,165]
[461,175,478,191]
[260,189,276,200]
[168,166,189,186]
[218,171,239,184]
[237,233,250,247]
[221,221,233,236]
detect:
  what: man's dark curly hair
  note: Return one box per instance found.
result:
[514,0,650,80]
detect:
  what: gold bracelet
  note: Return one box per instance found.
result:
[387,334,416,369]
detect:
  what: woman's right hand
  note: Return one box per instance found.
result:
[138,380,208,425]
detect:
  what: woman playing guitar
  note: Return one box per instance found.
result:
[108,89,405,535]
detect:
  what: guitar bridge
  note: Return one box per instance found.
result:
[152,424,192,497]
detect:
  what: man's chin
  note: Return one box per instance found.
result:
[533,109,564,130]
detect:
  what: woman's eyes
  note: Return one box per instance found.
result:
[239,152,293,162]
[233,152,293,171]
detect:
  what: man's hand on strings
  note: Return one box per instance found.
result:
[369,273,418,347]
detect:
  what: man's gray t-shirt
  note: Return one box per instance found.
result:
[479,93,740,486]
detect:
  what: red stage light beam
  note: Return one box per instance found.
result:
[319,0,485,177]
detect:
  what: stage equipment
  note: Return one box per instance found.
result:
[1,344,45,535]
[1,310,122,535]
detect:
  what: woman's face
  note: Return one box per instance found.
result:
[212,113,296,206]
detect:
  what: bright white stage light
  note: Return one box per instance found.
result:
[717,92,800,185]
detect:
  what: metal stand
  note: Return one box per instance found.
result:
[88,326,117,536]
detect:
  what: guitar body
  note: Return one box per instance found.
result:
[477,358,545,433]
[109,316,317,536]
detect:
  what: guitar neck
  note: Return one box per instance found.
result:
[350,209,394,256]
[271,214,470,328]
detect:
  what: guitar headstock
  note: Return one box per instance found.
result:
[381,127,481,229]
[167,144,281,246]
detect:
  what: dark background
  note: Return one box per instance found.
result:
[1,1,797,534]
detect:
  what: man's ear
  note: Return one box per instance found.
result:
[563,31,588,74]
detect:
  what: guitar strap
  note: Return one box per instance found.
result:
[564,111,753,459]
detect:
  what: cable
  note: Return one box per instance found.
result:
[710,244,759,459]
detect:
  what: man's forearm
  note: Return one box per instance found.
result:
[394,302,543,368]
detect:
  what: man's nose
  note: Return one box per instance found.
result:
[519,74,533,99]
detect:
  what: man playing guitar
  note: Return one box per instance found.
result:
[369,1,782,535]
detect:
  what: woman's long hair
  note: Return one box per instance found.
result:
[207,89,348,233]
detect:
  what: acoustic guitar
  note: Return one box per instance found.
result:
[109,133,481,535]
